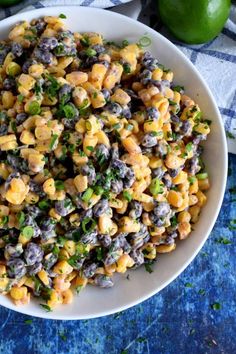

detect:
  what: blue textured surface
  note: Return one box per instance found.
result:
[0,154,235,354]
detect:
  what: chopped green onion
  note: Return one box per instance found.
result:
[185,142,193,152]
[82,188,93,202]
[17,94,24,102]
[85,48,97,57]
[55,180,65,190]
[81,217,96,233]
[123,63,131,74]
[28,101,41,115]
[125,124,133,131]
[59,13,67,19]
[211,302,221,310]
[196,172,208,180]
[188,176,197,185]
[149,177,163,196]
[122,39,129,47]
[168,99,177,106]
[63,104,77,119]
[138,36,151,48]
[22,226,34,239]
[123,191,132,202]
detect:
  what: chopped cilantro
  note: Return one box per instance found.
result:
[49,134,58,150]
[198,289,205,296]
[17,94,24,102]
[40,304,52,312]
[10,121,17,133]
[168,99,177,106]
[172,85,184,93]
[86,146,94,152]
[144,261,154,274]
[123,63,131,74]
[121,39,129,47]
[38,200,50,210]
[170,215,178,227]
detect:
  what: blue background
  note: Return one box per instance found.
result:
[0,153,235,354]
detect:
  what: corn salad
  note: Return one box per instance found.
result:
[0,16,210,310]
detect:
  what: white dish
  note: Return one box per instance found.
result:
[0,6,227,320]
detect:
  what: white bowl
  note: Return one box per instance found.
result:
[0,6,227,320]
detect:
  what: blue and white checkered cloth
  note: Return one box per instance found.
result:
[0,0,236,153]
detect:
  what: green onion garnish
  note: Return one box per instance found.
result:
[22,226,34,239]
[82,188,93,202]
[28,101,41,115]
[196,172,208,180]
[149,178,164,196]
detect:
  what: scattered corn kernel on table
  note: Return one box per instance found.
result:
[0,153,235,353]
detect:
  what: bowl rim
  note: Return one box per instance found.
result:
[0,6,228,320]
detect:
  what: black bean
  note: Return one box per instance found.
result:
[122,107,132,119]
[0,45,10,65]
[7,258,26,278]
[4,243,23,259]
[165,236,175,245]
[55,198,74,217]
[110,144,119,160]
[155,140,168,157]
[0,124,8,136]
[93,199,109,217]
[99,59,110,68]
[28,262,42,276]
[44,253,58,270]
[162,173,172,188]
[110,179,123,194]
[171,114,181,124]
[123,167,135,188]
[153,202,170,218]
[3,77,16,90]
[150,213,165,227]
[146,107,159,120]
[29,180,45,197]
[110,159,127,178]
[129,201,143,219]
[98,234,112,248]
[11,42,23,57]
[41,230,56,242]
[80,208,93,221]
[186,156,201,175]
[169,169,179,178]
[93,144,110,163]
[33,19,46,34]
[80,230,98,244]
[152,167,165,179]
[105,102,122,115]
[6,155,29,174]
[22,59,37,74]
[179,120,192,136]
[24,242,43,266]
[143,58,158,71]
[39,37,58,51]
[40,217,56,232]
[130,249,144,267]
[92,44,105,54]
[93,274,114,288]
[83,262,97,278]
[16,113,27,125]
[140,69,152,85]
[58,84,72,104]
[101,88,110,101]
[80,164,96,185]
[142,133,158,148]
[34,48,53,65]
[104,250,121,266]
[25,205,44,218]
